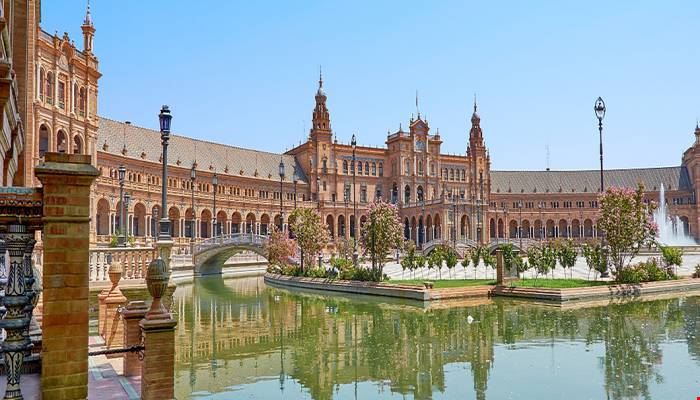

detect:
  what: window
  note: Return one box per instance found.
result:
[418,160,423,176]
[322,181,326,191]
[550,201,560,209]
[46,72,54,104]
[343,160,348,174]
[589,200,598,208]
[372,162,376,176]
[404,160,410,175]
[375,186,382,200]
[576,201,585,208]
[344,184,351,201]
[450,169,454,180]
[58,81,66,108]
[322,159,327,174]
[360,184,367,203]
[378,163,383,176]
[39,68,45,101]
[430,162,435,176]
[461,170,466,181]
[350,161,355,174]
[364,162,369,175]
[79,87,87,116]
[563,201,572,208]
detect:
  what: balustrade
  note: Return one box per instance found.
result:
[89,247,157,282]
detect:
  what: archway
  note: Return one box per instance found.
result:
[417,186,424,202]
[260,214,271,235]
[426,215,433,241]
[411,216,417,243]
[391,183,398,204]
[185,208,196,238]
[534,219,543,239]
[404,217,410,240]
[56,130,68,153]
[497,218,504,238]
[96,198,110,236]
[489,218,496,239]
[200,209,212,238]
[39,124,50,159]
[546,219,555,238]
[522,219,531,238]
[326,215,334,238]
[169,207,181,237]
[572,219,581,238]
[245,213,256,234]
[338,215,346,237]
[418,216,424,245]
[584,219,593,237]
[232,212,242,234]
[434,214,441,240]
[460,215,469,240]
[404,185,411,205]
[133,203,146,237]
[73,134,83,154]
[509,220,518,238]
[150,206,160,237]
[217,210,228,236]
[558,219,568,238]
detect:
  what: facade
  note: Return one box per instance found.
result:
[5,4,700,251]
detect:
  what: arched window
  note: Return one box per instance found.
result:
[378,162,383,176]
[38,125,49,158]
[418,160,423,175]
[371,162,376,175]
[430,162,435,176]
[364,162,369,175]
[39,68,45,101]
[461,170,466,181]
[450,169,454,180]
[343,160,348,174]
[404,185,411,205]
[73,135,83,154]
[56,130,68,153]
[46,72,54,104]
[404,159,410,175]
[79,87,87,116]
[73,83,78,113]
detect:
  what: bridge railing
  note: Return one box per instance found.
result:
[89,247,157,282]
[194,233,269,255]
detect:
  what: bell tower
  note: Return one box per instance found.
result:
[81,1,95,55]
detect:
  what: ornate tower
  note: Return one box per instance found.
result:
[467,99,490,243]
[81,1,95,55]
[308,69,333,201]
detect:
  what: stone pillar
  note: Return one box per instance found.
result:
[35,153,99,400]
[140,257,177,400]
[122,300,148,377]
[102,261,126,350]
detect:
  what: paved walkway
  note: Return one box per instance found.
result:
[88,336,140,400]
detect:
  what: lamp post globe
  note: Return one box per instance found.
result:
[158,105,172,241]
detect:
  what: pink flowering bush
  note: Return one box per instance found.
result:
[598,184,657,279]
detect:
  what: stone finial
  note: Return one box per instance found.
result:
[108,260,123,291]
[145,257,170,320]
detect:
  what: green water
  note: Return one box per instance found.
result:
[172,276,700,399]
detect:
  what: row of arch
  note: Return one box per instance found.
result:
[38,123,84,158]
[96,199,292,239]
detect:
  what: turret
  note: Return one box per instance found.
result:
[81,1,95,54]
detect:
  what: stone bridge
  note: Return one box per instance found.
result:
[193,233,269,275]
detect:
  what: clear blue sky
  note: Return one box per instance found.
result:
[44,1,700,171]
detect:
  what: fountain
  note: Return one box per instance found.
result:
[653,184,696,246]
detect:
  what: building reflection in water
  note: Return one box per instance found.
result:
[171,277,700,400]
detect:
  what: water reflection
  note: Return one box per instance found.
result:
[173,277,700,399]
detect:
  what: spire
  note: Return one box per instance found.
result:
[311,67,331,137]
[471,93,481,126]
[416,90,420,119]
[319,65,323,89]
[83,0,93,26]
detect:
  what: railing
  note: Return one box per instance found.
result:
[89,247,157,282]
[194,233,268,254]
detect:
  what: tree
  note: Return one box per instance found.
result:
[556,240,578,279]
[482,252,496,279]
[582,243,608,280]
[415,255,427,279]
[336,237,354,261]
[471,246,484,279]
[660,245,683,277]
[445,249,458,278]
[598,184,657,279]
[430,247,445,279]
[265,227,297,268]
[461,256,470,279]
[402,240,417,279]
[360,200,404,281]
[290,208,329,271]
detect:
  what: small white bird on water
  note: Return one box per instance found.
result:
[467,315,474,324]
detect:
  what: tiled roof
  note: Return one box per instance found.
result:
[97,117,307,183]
[491,167,691,194]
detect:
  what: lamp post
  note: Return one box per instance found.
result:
[158,105,172,241]
[279,158,285,232]
[594,97,606,192]
[351,134,358,263]
[212,173,218,238]
[190,164,196,241]
[118,165,126,247]
[421,201,425,248]
[502,204,508,242]
[292,165,298,209]
[452,194,457,250]
[518,201,523,249]
[124,193,131,243]
[538,203,543,242]
[478,170,484,244]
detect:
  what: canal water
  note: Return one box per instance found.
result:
[172,276,700,399]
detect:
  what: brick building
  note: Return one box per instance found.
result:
[6,3,700,251]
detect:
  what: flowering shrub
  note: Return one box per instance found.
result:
[265,227,297,268]
[617,258,672,284]
[290,208,329,270]
[598,184,657,279]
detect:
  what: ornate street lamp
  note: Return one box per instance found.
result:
[518,201,523,249]
[279,158,285,232]
[594,97,606,192]
[190,163,196,241]
[351,134,358,263]
[124,192,131,243]
[118,165,126,247]
[212,173,218,238]
[538,202,543,242]
[158,105,172,241]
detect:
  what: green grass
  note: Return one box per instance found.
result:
[509,278,611,289]
[388,279,496,288]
